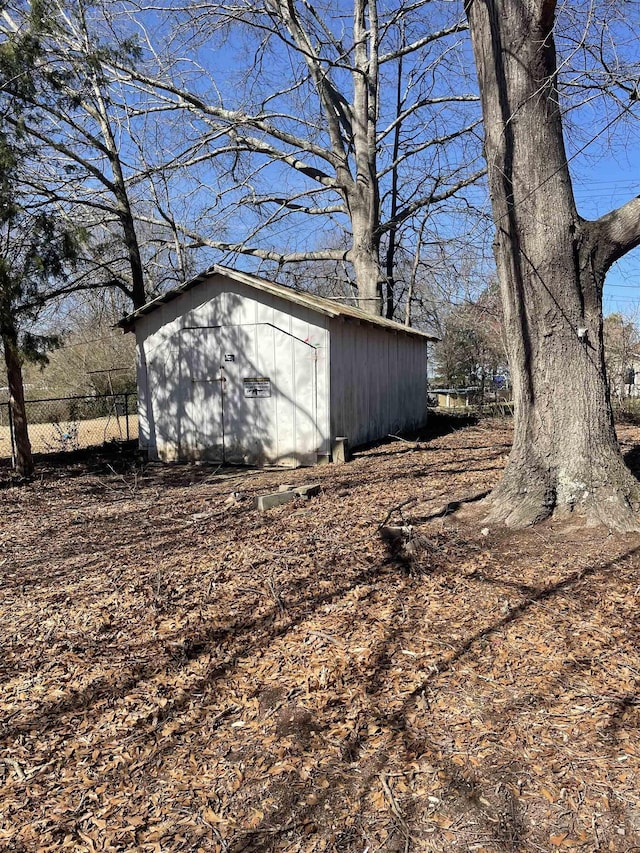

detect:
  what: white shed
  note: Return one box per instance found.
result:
[120,266,436,467]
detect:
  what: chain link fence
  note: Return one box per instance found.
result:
[0,393,138,463]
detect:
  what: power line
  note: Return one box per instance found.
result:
[460,102,636,253]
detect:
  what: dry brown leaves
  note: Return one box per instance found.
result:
[1,418,640,852]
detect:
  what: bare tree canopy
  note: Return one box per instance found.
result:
[1,0,490,322]
[0,0,195,309]
[103,0,485,315]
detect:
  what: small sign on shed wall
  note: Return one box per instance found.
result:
[243,377,272,398]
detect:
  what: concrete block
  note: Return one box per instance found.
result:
[294,483,321,498]
[256,483,321,510]
[255,491,297,511]
[332,437,350,464]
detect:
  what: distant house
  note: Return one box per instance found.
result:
[120,266,437,467]
[609,352,640,400]
[432,388,478,409]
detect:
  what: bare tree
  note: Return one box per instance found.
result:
[433,283,506,399]
[465,0,640,530]
[25,289,136,397]
[112,0,485,314]
[0,0,191,310]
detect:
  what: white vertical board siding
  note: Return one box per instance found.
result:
[135,274,330,466]
[138,328,187,461]
[329,318,427,445]
[135,336,150,452]
[133,270,426,465]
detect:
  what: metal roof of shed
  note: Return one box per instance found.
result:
[119,264,438,341]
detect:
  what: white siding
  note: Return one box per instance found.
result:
[135,273,330,466]
[328,317,427,446]
[134,270,427,467]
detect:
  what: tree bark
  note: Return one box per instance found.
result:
[2,329,33,479]
[349,201,382,314]
[465,0,640,530]
[347,0,383,315]
[83,14,147,311]
[384,39,405,321]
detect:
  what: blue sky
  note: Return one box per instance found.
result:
[98,1,640,319]
[572,142,640,317]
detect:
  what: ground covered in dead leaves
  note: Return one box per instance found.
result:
[2,416,640,852]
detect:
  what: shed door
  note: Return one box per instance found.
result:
[181,331,224,461]
[182,324,318,466]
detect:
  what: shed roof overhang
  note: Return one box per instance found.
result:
[118,265,439,342]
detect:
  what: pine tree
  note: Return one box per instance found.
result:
[1,4,81,477]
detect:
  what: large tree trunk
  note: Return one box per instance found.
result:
[348,0,383,316]
[2,329,33,480]
[465,0,640,530]
[350,200,382,315]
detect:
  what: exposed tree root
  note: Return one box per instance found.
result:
[469,467,640,534]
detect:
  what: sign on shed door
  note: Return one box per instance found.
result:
[182,325,264,464]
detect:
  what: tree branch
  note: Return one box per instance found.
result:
[2,115,119,193]
[379,20,469,64]
[113,65,343,170]
[227,132,338,187]
[380,168,487,232]
[377,120,483,179]
[133,215,349,264]
[377,95,481,143]
[243,195,347,215]
[594,195,640,271]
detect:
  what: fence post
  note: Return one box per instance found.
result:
[124,393,130,442]
[7,401,16,469]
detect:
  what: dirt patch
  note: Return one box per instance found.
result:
[1,417,640,851]
[0,413,138,459]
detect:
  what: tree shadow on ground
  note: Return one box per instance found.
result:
[355,410,481,460]
[0,440,141,487]
[218,538,640,852]
[6,422,640,852]
[419,409,481,439]
[6,531,640,852]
